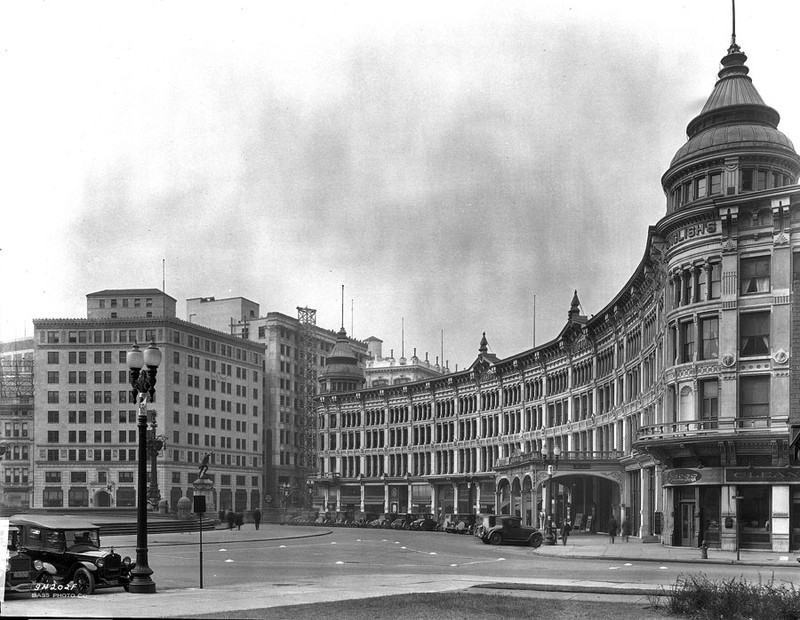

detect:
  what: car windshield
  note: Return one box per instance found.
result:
[64,529,100,549]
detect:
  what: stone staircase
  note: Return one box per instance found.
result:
[3,508,217,536]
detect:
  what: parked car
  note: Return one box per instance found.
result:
[5,524,47,595]
[12,515,133,595]
[409,515,439,532]
[443,513,476,534]
[391,514,418,530]
[475,514,543,548]
[368,514,395,528]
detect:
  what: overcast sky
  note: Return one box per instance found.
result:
[2,1,799,369]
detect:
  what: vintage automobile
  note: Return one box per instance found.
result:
[409,515,439,532]
[5,524,42,595]
[390,514,419,530]
[368,514,396,528]
[443,513,476,535]
[12,515,133,595]
[475,514,543,548]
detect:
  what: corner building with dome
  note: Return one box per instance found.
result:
[313,34,800,551]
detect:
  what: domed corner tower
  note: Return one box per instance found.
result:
[652,25,800,555]
[318,327,366,394]
[661,38,800,215]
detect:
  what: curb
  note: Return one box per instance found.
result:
[533,550,790,568]
[473,582,670,597]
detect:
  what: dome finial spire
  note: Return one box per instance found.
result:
[728,0,740,54]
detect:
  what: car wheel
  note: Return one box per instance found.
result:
[74,567,95,596]
[530,534,543,548]
[489,532,502,545]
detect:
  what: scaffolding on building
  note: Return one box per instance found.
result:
[0,357,34,400]
[297,306,318,510]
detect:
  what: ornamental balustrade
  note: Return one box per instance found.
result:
[637,416,778,442]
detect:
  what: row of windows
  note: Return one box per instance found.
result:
[671,311,771,364]
[98,297,153,309]
[670,168,792,210]
[44,470,134,484]
[45,329,260,366]
[47,390,134,405]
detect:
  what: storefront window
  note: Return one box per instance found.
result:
[739,486,771,549]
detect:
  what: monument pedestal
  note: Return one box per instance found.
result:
[193,478,216,516]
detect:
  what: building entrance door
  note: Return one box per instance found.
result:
[680,502,695,547]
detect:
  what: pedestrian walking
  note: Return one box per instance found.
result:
[608,515,618,544]
[254,508,262,530]
[621,518,630,542]
[560,519,572,546]
[235,512,243,530]
[226,510,234,530]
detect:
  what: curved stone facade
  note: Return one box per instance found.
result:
[313,37,800,551]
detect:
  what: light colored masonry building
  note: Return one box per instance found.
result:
[32,290,265,514]
[314,34,800,552]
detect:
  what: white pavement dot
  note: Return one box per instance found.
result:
[430,552,437,555]
[659,566,669,570]
[225,559,234,563]
[335,561,344,565]
[624,563,633,566]
[400,547,406,550]
[218,548,226,552]
[450,564,458,567]
[382,539,388,542]
[356,539,361,542]
[331,542,337,545]
[498,558,505,561]
[609,566,620,570]
[395,542,400,544]
[780,556,790,561]
[279,545,286,548]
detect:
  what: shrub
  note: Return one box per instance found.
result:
[659,573,800,620]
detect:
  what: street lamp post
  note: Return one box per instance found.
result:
[541,444,562,545]
[146,419,167,509]
[127,341,162,594]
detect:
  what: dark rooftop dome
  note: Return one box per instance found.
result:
[664,40,799,184]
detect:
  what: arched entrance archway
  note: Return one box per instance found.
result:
[496,478,512,514]
[95,490,111,507]
[537,472,621,533]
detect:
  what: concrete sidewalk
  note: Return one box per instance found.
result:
[4,527,797,618]
[533,532,799,567]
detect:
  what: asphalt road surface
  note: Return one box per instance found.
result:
[111,527,800,593]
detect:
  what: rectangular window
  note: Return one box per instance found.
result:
[700,317,719,360]
[47,371,59,384]
[740,312,770,356]
[47,391,59,404]
[740,256,770,294]
[680,321,694,363]
[740,375,770,418]
[43,488,63,507]
[47,352,59,364]
[699,380,719,419]
[695,176,707,198]
[48,411,59,423]
[741,168,754,191]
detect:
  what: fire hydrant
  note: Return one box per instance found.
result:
[700,541,708,559]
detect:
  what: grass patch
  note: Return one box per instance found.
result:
[658,573,800,620]
[193,591,671,620]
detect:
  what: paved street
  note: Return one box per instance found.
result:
[6,525,800,618]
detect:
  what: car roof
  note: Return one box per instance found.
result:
[10,514,100,530]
